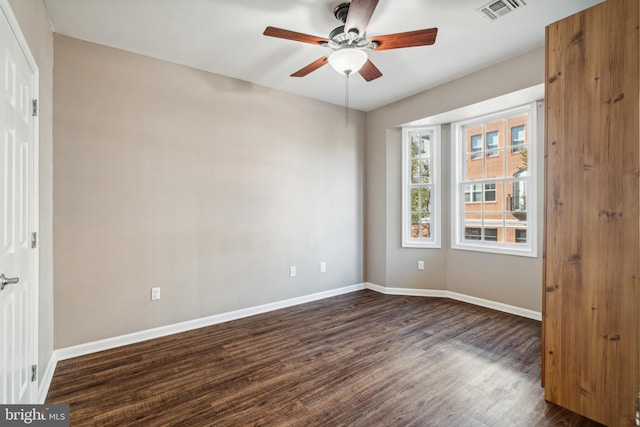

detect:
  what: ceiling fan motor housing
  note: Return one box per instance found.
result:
[334,2,350,23]
[329,25,349,43]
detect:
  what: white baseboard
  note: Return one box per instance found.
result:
[38,352,58,403]
[364,283,541,321]
[364,282,448,298]
[446,291,542,321]
[55,283,366,362]
[42,281,539,402]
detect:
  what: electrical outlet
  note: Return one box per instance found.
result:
[151,287,161,300]
[320,262,326,273]
[417,261,425,270]
[289,266,296,277]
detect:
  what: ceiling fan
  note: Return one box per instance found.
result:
[263,0,438,82]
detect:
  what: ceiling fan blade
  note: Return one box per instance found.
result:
[372,28,438,51]
[263,26,329,46]
[359,59,382,82]
[291,56,329,77]
[344,0,380,36]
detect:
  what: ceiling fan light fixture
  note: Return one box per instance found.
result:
[327,48,368,75]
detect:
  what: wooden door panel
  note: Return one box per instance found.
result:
[543,0,639,425]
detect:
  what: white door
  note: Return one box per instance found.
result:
[0,2,37,404]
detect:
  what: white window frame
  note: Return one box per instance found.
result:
[451,103,537,257]
[402,125,441,248]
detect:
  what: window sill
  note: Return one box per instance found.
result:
[402,241,442,249]
[451,242,537,258]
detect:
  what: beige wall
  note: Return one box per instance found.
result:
[9,1,546,356]
[366,48,545,312]
[53,35,365,347]
[8,0,54,391]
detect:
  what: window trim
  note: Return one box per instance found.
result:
[451,102,538,257]
[402,125,441,248]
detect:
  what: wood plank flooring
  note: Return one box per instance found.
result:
[46,291,603,426]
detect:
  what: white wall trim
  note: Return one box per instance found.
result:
[364,282,448,298]
[446,291,541,321]
[55,283,366,362]
[41,282,539,401]
[364,283,541,321]
[38,353,58,403]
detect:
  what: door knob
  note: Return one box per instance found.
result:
[0,274,19,291]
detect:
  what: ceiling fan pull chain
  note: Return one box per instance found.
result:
[345,71,350,127]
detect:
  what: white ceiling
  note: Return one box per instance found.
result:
[43,0,603,112]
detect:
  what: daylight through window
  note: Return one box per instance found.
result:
[452,103,537,257]
[402,126,441,248]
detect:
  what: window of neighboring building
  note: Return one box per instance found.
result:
[511,125,525,154]
[464,227,498,242]
[465,227,481,240]
[402,126,441,248]
[470,134,482,159]
[486,131,499,157]
[484,228,498,241]
[484,183,496,202]
[465,184,482,203]
[464,183,496,203]
[452,103,537,257]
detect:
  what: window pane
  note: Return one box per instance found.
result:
[410,132,430,160]
[464,211,481,227]
[411,139,422,159]
[484,212,504,223]
[454,106,534,255]
[486,131,499,157]
[508,212,527,224]
[410,159,419,184]
[510,124,526,154]
[484,183,496,202]
[410,186,432,239]
[410,131,432,185]
[419,222,431,238]
[470,134,482,159]
[411,187,431,217]
[411,213,420,238]
[485,148,505,179]
[484,228,498,242]
[421,159,431,184]
[464,184,483,203]
[403,125,440,247]
[490,182,505,211]
[411,160,429,184]
[465,154,483,181]
[465,227,481,241]
[505,180,527,212]
[508,145,528,176]
[473,185,482,202]
[411,220,431,239]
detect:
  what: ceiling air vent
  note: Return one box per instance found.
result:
[477,0,527,21]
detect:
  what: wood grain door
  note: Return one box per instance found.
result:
[543,0,639,425]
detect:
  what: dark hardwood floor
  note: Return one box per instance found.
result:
[46,290,603,426]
